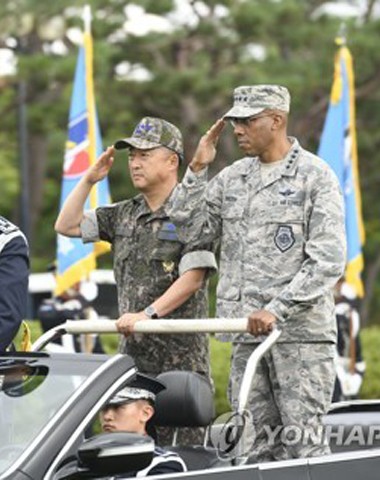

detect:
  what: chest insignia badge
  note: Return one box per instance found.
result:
[274,225,295,252]
[162,261,175,273]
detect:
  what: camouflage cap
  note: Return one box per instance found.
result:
[114,117,184,161]
[223,85,291,119]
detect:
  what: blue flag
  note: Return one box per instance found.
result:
[318,41,364,297]
[55,19,111,295]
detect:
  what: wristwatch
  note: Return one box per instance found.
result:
[144,305,159,319]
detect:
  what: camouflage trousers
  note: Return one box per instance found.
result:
[228,342,336,463]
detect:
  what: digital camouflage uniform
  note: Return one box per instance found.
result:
[81,117,217,446]
[169,86,346,461]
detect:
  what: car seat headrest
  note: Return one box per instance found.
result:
[153,371,215,427]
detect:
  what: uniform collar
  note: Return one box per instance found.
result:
[280,137,301,177]
[233,137,301,178]
[257,138,301,188]
[132,193,170,220]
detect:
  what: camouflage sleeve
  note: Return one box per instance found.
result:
[266,167,347,322]
[178,249,218,276]
[169,166,224,246]
[81,205,117,243]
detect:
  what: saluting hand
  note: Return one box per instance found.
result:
[190,119,226,173]
[85,146,115,185]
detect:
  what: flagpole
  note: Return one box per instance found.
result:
[83,4,91,33]
[83,5,97,211]
[82,5,111,260]
[335,22,346,46]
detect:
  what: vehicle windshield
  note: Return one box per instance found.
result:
[0,353,105,476]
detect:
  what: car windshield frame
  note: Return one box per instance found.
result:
[0,352,112,478]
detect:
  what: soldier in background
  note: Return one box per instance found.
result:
[332,277,366,402]
[169,85,346,461]
[55,117,217,446]
[38,263,104,353]
[0,216,29,353]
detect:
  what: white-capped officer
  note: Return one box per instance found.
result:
[99,374,187,477]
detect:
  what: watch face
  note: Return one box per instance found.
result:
[145,306,157,318]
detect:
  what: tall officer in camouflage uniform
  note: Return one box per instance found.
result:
[0,216,29,352]
[169,85,346,461]
[55,117,217,445]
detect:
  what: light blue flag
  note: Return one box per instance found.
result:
[318,44,364,297]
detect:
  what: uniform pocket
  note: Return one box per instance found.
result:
[264,207,305,254]
[150,243,182,280]
[113,225,134,260]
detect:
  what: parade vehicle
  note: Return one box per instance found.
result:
[1,319,380,480]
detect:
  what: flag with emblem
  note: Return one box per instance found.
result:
[318,37,364,297]
[55,6,110,295]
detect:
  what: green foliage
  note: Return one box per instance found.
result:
[359,326,380,398]
[0,135,19,212]
[210,336,231,415]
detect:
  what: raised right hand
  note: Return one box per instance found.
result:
[190,119,225,173]
[85,146,115,184]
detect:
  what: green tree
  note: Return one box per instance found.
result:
[1,0,380,322]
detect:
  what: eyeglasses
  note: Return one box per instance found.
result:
[229,114,273,128]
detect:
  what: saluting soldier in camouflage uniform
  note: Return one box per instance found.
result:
[55,117,217,445]
[169,85,346,461]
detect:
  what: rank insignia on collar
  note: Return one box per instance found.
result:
[162,261,175,273]
[274,225,295,252]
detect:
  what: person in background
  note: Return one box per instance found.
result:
[0,215,29,353]
[55,117,217,445]
[333,277,366,402]
[38,263,104,353]
[99,375,187,477]
[169,85,346,462]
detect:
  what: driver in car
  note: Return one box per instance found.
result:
[99,375,187,477]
